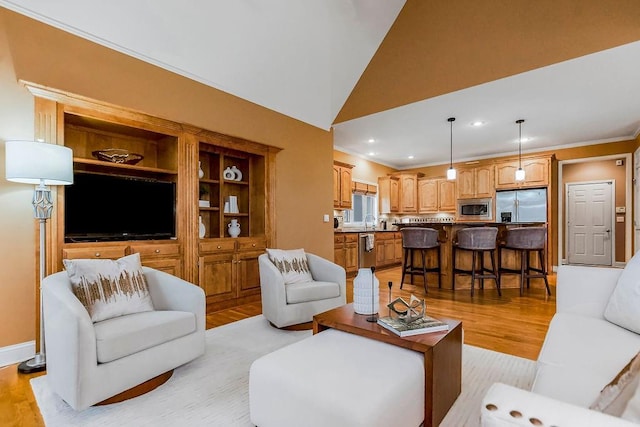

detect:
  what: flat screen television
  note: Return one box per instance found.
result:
[65,172,176,242]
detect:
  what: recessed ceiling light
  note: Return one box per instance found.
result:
[471,121,485,127]
[368,152,375,156]
[367,138,375,143]
[408,155,414,159]
[515,137,531,143]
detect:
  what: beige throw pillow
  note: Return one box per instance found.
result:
[63,253,154,323]
[590,352,640,416]
[266,248,313,285]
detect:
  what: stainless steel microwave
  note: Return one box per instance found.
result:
[457,198,493,220]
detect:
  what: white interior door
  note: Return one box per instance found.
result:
[567,181,613,265]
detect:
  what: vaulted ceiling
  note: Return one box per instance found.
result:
[2,0,640,168]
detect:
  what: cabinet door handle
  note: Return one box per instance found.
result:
[252,243,256,247]
[217,245,222,249]
[155,249,161,253]
[95,253,101,257]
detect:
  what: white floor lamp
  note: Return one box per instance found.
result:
[5,140,73,373]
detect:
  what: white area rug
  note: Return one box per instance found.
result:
[31,315,535,426]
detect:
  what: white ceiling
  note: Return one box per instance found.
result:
[2,1,640,169]
[0,0,405,130]
[334,40,640,169]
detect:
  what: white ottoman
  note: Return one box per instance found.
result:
[249,328,424,427]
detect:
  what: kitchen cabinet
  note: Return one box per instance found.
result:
[399,174,419,213]
[375,232,402,268]
[394,232,404,264]
[378,176,400,213]
[418,178,456,213]
[418,179,438,213]
[333,161,354,209]
[495,156,550,189]
[457,165,494,199]
[334,233,358,275]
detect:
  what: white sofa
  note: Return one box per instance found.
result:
[42,267,206,410]
[258,253,346,328]
[482,265,640,426]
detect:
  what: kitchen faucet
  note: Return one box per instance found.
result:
[364,214,376,231]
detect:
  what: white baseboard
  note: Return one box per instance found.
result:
[0,341,35,368]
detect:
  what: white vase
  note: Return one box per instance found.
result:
[198,216,206,238]
[228,219,241,238]
[231,165,243,181]
[223,167,235,180]
[353,268,379,315]
[198,161,204,179]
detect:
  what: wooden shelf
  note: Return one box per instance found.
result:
[222,179,249,185]
[223,213,249,217]
[200,178,220,184]
[73,158,177,175]
[199,207,220,211]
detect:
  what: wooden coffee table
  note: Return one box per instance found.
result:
[313,303,462,427]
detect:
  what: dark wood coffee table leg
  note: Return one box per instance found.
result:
[425,324,462,427]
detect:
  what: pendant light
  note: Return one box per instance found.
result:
[515,119,525,181]
[447,117,456,180]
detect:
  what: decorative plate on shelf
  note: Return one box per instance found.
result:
[92,148,144,165]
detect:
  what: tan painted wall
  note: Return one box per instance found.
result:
[0,25,38,348]
[563,159,627,262]
[333,150,397,183]
[0,10,334,348]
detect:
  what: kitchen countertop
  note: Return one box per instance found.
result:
[334,228,398,233]
[392,222,545,226]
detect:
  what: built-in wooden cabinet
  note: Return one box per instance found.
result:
[333,161,354,209]
[457,166,494,199]
[418,178,456,213]
[495,156,551,189]
[29,82,279,315]
[334,233,358,275]
[198,237,265,303]
[378,176,400,213]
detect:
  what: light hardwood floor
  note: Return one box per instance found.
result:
[0,266,555,427]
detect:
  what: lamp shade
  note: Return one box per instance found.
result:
[5,141,73,185]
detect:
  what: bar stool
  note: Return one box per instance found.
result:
[453,227,501,297]
[400,228,441,294]
[498,226,551,296]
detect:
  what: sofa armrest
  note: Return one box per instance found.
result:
[556,265,622,318]
[143,267,206,332]
[42,271,98,409]
[307,253,346,296]
[482,383,638,427]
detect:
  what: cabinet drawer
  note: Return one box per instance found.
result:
[237,238,267,251]
[344,234,359,243]
[62,246,126,260]
[199,240,236,253]
[334,234,346,244]
[375,232,394,240]
[127,243,181,258]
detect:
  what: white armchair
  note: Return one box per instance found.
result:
[258,252,346,328]
[42,267,206,410]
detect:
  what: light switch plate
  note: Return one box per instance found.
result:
[616,206,626,213]
[323,214,330,222]
[617,216,625,222]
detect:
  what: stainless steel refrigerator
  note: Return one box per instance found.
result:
[496,188,547,223]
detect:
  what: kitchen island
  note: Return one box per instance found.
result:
[392,222,548,292]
